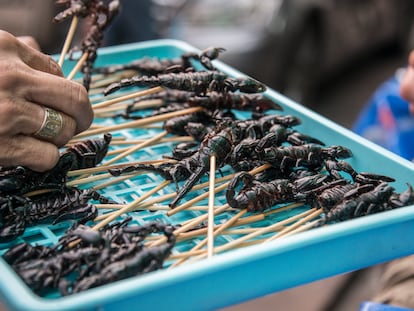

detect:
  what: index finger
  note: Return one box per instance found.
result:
[22,70,94,133]
[0,30,63,77]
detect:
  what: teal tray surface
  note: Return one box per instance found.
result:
[0,39,413,311]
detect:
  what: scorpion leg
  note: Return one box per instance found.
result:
[0,217,26,243]
[52,204,97,225]
[198,47,226,70]
[353,201,368,218]
[89,190,118,204]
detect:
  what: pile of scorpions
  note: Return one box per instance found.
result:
[1,16,413,296]
[3,218,176,296]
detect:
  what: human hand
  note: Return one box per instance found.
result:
[400,50,414,115]
[0,30,93,172]
[17,36,41,51]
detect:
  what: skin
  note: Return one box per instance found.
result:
[0,30,93,172]
[400,50,414,115]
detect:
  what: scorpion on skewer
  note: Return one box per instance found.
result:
[53,0,95,23]
[104,70,267,95]
[256,144,353,173]
[117,90,281,120]
[69,0,121,90]
[93,47,226,75]
[226,171,329,212]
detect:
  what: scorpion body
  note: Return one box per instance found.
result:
[53,0,94,23]
[226,172,329,212]
[258,144,353,171]
[226,172,293,211]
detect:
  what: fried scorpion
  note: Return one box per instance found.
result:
[104,70,267,95]
[226,171,329,212]
[93,47,226,75]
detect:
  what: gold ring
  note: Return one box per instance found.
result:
[34,107,63,139]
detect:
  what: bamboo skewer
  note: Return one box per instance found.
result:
[66,172,114,187]
[92,173,140,191]
[58,16,79,67]
[279,218,321,238]
[171,209,247,267]
[95,173,235,221]
[95,204,213,212]
[66,135,125,146]
[171,205,313,260]
[92,86,164,110]
[207,155,216,258]
[67,158,175,177]
[103,131,168,166]
[108,136,193,146]
[90,88,138,103]
[171,204,306,263]
[175,203,303,242]
[89,70,137,89]
[214,207,317,254]
[93,99,164,116]
[75,106,203,138]
[67,52,89,80]
[166,182,229,217]
[92,180,170,230]
[149,204,231,248]
[265,209,323,241]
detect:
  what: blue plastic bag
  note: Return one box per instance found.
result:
[360,301,413,311]
[353,68,414,161]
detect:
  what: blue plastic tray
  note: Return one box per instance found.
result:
[0,40,414,311]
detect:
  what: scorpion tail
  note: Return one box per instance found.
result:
[225,172,253,209]
[169,166,206,208]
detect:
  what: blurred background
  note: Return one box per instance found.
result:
[0,0,414,310]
